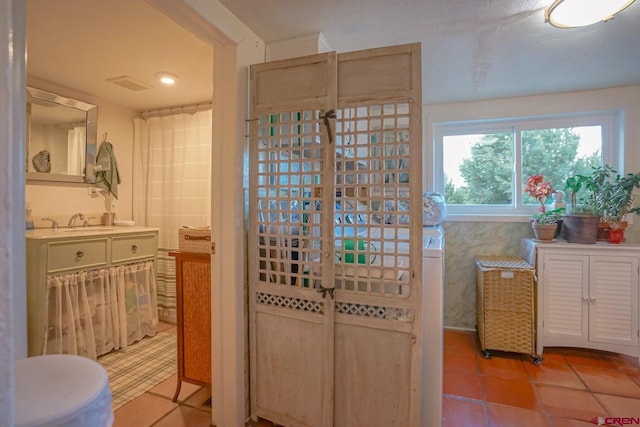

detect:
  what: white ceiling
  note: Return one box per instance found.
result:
[26,0,213,112]
[26,0,640,110]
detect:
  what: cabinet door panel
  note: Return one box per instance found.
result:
[543,254,588,341]
[589,256,639,347]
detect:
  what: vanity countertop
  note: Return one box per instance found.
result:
[26,225,159,240]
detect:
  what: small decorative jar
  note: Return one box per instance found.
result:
[422,192,447,226]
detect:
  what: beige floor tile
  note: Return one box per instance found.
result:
[148,374,201,402]
[184,386,212,411]
[153,406,212,427]
[112,393,177,427]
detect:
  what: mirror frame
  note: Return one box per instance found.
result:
[26,86,98,184]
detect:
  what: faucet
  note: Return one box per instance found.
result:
[67,213,85,229]
[41,217,58,230]
[83,216,96,228]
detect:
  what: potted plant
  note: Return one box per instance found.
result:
[591,164,640,243]
[525,175,562,241]
[562,170,600,244]
[531,208,565,241]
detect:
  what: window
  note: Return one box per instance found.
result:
[433,112,619,217]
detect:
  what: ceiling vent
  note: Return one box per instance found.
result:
[106,75,152,91]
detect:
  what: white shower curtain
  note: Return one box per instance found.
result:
[132,110,212,323]
[67,125,86,175]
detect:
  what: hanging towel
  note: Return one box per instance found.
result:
[95,140,121,199]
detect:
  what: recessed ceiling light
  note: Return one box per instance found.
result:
[156,72,177,85]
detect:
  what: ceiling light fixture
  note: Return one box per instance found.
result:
[545,0,636,28]
[157,72,177,85]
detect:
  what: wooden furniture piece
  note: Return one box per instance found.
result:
[169,251,211,401]
[26,226,159,357]
[522,238,640,363]
[475,256,540,364]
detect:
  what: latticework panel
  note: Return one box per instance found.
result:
[334,101,413,297]
[256,292,324,314]
[255,109,326,289]
[335,301,413,321]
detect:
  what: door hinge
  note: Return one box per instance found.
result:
[211,242,215,254]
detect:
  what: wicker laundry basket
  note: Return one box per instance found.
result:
[475,255,541,364]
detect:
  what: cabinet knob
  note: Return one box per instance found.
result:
[76,250,84,258]
[131,245,138,252]
[590,297,596,302]
[583,297,590,302]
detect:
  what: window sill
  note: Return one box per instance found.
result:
[443,214,533,223]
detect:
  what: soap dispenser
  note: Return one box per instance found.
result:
[26,203,34,230]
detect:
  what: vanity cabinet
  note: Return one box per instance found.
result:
[169,251,211,401]
[524,239,640,362]
[26,227,159,357]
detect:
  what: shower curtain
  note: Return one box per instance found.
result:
[132,109,212,323]
[67,125,86,176]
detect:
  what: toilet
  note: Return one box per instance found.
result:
[15,354,114,427]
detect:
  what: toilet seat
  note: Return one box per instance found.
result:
[15,354,114,427]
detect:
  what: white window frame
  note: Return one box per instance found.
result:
[433,111,621,221]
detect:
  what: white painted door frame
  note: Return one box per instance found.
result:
[152,1,265,426]
[0,0,27,424]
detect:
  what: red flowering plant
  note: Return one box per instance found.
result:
[525,175,564,224]
[525,175,555,213]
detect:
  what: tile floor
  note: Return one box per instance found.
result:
[112,327,640,426]
[443,329,640,427]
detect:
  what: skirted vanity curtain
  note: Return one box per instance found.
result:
[45,261,157,360]
[132,109,212,323]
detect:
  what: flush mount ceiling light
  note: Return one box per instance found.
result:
[545,0,636,28]
[156,72,177,85]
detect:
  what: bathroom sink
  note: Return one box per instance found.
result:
[64,227,116,232]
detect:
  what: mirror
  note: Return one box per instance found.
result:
[26,86,98,183]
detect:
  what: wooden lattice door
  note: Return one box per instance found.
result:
[249,44,422,427]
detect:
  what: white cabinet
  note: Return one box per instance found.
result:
[526,239,640,361]
[26,226,159,357]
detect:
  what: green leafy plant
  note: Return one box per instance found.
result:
[591,165,640,228]
[564,170,598,215]
[532,207,565,224]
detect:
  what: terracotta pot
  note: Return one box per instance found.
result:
[597,221,610,241]
[532,223,557,242]
[609,228,625,244]
[598,220,628,241]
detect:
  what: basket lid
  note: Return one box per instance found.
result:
[476,255,533,269]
